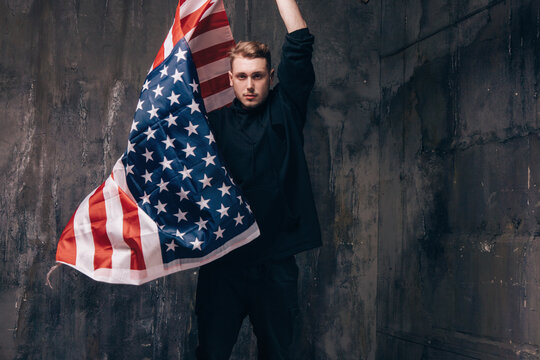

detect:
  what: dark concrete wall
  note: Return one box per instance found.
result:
[0,0,378,359]
[3,0,539,359]
[377,0,540,359]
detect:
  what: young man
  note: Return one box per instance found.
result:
[195,0,321,358]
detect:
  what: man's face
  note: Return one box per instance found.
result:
[229,56,274,110]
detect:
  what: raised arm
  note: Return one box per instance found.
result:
[275,0,307,33]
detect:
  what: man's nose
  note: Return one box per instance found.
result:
[247,77,254,89]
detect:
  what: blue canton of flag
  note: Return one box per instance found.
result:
[124,37,255,265]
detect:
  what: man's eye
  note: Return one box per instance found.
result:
[237,75,247,79]
[253,74,262,80]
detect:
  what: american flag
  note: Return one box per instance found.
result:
[55,0,259,285]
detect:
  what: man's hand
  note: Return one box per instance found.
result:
[275,0,307,33]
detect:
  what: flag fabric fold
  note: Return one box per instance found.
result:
[56,0,259,285]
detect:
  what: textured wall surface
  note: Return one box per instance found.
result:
[3,0,539,359]
[0,0,379,359]
[377,0,540,359]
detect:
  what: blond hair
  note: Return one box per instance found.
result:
[228,41,272,71]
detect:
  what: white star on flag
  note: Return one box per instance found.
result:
[217,204,230,218]
[165,240,178,252]
[202,152,216,167]
[187,99,201,113]
[190,238,203,251]
[196,218,208,231]
[155,200,167,214]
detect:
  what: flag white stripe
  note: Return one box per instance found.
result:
[180,0,208,19]
[200,0,224,21]
[138,207,164,271]
[203,87,234,112]
[74,191,96,275]
[163,29,175,62]
[103,177,132,272]
[196,57,230,83]
[188,26,233,53]
[112,159,135,201]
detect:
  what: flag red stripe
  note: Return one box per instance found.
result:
[190,11,230,40]
[56,212,77,265]
[200,73,231,98]
[89,183,113,270]
[118,187,147,270]
[153,45,166,71]
[191,40,234,68]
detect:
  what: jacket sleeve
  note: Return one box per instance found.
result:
[277,28,315,122]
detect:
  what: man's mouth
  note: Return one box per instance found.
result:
[244,94,257,100]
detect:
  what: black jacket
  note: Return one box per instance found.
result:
[207,28,321,266]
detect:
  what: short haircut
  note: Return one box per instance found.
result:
[228,41,272,72]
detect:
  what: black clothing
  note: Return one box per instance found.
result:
[206,28,321,266]
[196,28,320,360]
[195,257,299,360]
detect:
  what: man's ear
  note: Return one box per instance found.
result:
[228,71,233,86]
[270,68,275,84]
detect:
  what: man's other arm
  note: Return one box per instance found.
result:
[275,0,307,33]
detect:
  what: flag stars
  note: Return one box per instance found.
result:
[126,164,134,175]
[199,174,213,189]
[172,69,184,83]
[177,187,190,201]
[195,218,208,231]
[142,148,154,162]
[205,132,215,145]
[160,156,173,171]
[127,141,135,154]
[144,126,157,140]
[202,152,216,167]
[164,113,178,127]
[190,238,203,251]
[182,143,196,157]
[142,79,150,91]
[157,179,169,192]
[153,83,164,98]
[175,48,187,61]
[147,105,159,119]
[174,209,188,222]
[189,79,199,93]
[131,121,139,133]
[162,135,175,149]
[187,99,201,114]
[214,226,225,240]
[237,196,243,204]
[234,213,244,226]
[218,183,231,196]
[217,204,230,218]
[165,240,178,252]
[179,165,193,180]
[184,121,199,136]
[167,91,180,105]
[160,65,169,78]
[140,191,151,205]
[136,99,144,111]
[142,170,153,183]
[154,200,167,214]
[196,196,210,210]
[176,229,186,239]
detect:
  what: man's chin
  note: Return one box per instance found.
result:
[240,100,261,110]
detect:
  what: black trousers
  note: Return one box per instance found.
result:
[195,256,299,360]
